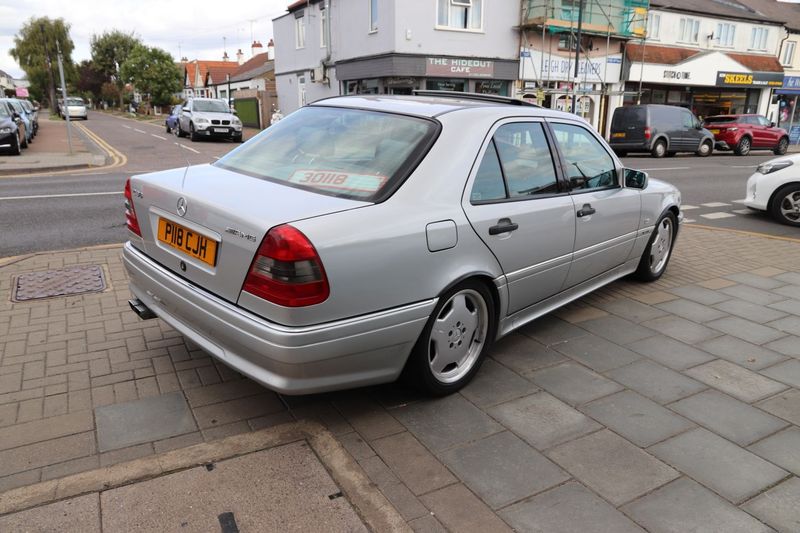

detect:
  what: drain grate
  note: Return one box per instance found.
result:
[12,265,107,302]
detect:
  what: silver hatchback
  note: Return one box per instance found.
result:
[124,93,681,395]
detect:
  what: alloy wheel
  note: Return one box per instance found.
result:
[649,216,673,275]
[427,289,488,384]
[779,190,800,224]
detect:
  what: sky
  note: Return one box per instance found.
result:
[0,0,290,79]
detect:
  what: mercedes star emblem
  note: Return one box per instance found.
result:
[176,197,187,217]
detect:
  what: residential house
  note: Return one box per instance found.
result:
[0,69,15,95]
[182,59,239,99]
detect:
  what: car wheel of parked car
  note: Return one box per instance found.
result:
[651,139,666,158]
[774,137,789,156]
[696,140,712,157]
[734,136,751,156]
[769,183,800,227]
[666,151,677,157]
[9,133,21,155]
[189,123,199,142]
[407,280,495,396]
[165,123,171,134]
[634,211,677,282]
[20,135,28,149]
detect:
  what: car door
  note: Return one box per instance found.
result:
[462,120,576,315]
[755,115,777,147]
[179,102,191,131]
[547,120,642,287]
[680,109,702,151]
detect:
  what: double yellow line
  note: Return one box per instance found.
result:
[73,122,128,171]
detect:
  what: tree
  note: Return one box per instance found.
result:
[10,17,76,107]
[76,60,105,104]
[90,30,141,106]
[100,82,121,106]
[119,45,182,107]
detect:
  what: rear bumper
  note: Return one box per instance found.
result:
[609,141,649,152]
[123,242,434,395]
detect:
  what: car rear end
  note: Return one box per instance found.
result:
[65,98,88,119]
[609,105,649,154]
[123,104,442,394]
[703,115,743,151]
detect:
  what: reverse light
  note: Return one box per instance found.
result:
[242,225,329,307]
[757,160,793,175]
[124,178,142,237]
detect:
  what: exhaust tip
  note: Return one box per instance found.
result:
[129,298,157,320]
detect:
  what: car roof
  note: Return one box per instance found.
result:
[311,94,585,121]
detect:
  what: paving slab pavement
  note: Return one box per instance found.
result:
[0,225,799,531]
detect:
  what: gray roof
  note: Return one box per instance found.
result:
[651,0,783,24]
[738,0,800,32]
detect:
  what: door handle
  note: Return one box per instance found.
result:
[489,218,519,235]
[577,204,596,218]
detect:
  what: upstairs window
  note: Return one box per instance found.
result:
[678,17,700,43]
[715,23,736,47]
[437,0,483,30]
[369,0,378,32]
[751,27,769,50]
[295,13,306,49]
[320,6,327,47]
[783,41,796,66]
[647,13,661,40]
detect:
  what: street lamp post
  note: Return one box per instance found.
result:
[55,39,73,155]
[227,74,231,108]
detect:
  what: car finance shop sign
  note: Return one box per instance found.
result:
[716,71,784,87]
[426,57,494,78]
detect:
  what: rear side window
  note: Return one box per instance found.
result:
[612,107,646,130]
[216,106,438,201]
[551,123,617,192]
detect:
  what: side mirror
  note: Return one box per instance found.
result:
[624,168,648,189]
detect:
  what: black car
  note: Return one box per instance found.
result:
[609,104,714,158]
[0,102,24,155]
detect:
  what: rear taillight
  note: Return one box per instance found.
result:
[644,127,651,140]
[242,225,329,307]
[124,178,142,237]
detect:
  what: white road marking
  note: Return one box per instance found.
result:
[0,191,121,201]
[681,205,699,210]
[683,218,696,224]
[175,142,200,154]
[700,212,736,219]
[122,124,132,129]
[701,202,732,208]
[731,199,747,204]
[213,156,220,160]
[732,209,753,215]
[151,134,167,140]
[634,166,691,171]
[134,128,147,134]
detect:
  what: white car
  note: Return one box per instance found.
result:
[744,155,800,226]
[62,97,88,120]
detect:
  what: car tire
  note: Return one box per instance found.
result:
[406,280,496,396]
[614,150,628,157]
[696,140,712,157]
[165,123,171,134]
[651,139,667,158]
[9,133,21,155]
[633,211,677,282]
[734,136,751,156]
[774,137,789,156]
[189,123,199,142]
[666,151,677,157]
[769,183,800,227]
[21,135,28,149]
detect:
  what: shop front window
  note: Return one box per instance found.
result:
[426,78,466,92]
[475,80,509,96]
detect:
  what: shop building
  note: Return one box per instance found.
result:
[273,0,520,114]
[618,0,785,123]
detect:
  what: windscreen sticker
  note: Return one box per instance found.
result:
[288,170,388,195]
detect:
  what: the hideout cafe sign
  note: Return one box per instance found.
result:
[519,49,623,83]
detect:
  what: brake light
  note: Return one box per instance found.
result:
[644,127,651,140]
[124,178,142,237]
[242,225,329,307]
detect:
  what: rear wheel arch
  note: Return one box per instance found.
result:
[438,274,501,325]
[767,181,800,211]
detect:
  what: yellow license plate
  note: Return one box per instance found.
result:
[709,128,720,134]
[157,218,218,266]
[612,132,626,138]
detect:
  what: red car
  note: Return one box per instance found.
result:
[703,114,789,156]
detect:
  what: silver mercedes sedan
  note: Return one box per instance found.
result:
[123,93,682,396]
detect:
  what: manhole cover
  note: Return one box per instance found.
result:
[12,265,106,302]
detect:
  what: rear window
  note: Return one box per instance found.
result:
[215,106,439,202]
[704,116,737,124]
[66,98,84,106]
[611,107,646,130]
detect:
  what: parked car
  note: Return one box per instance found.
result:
[123,93,681,396]
[744,155,800,226]
[176,98,242,142]
[0,99,33,146]
[165,105,181,135]
[703,114,789,156]
[62,97,88,120]
[0,102,24,155]
[19,100,38,136]
[609,104,714,158]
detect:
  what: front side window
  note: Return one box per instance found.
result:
[758,116,772,126]
[715,23,736,47]
[437,0,482,30]
[678,17,700,43]
[550,123,616,192]
[216,106,438,202]
[369,0,378,31]
[751,27,768,50]
[295,15,306,48]
[647,13,661,40]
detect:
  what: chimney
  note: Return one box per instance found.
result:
[267,39,275,61]
[236,49,244,65]
[251,40,263,58]
[222,51,229,62]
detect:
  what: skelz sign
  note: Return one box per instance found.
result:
[716,71,784,87]
[426,58,495,78]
